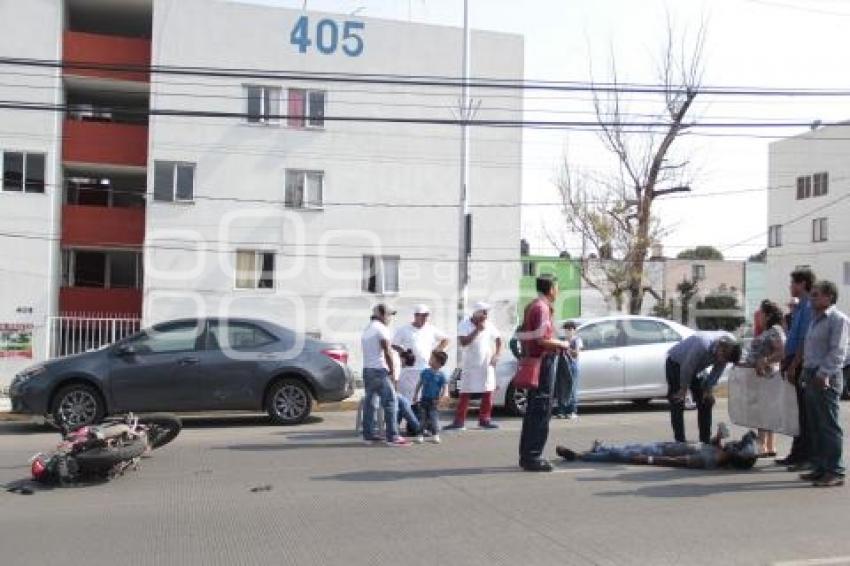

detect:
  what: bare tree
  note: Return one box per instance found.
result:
[550,19,706,314]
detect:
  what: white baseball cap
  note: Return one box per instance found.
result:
[413,304,431,315]
[472,301,491,313]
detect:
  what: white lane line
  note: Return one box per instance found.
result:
[773,556,850,566]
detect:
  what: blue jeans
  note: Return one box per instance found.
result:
[557,361,580,414]
[519,353,557,464]
[362,368,399,441]
[396,394,421,435]
[803,368,845,476]
[581,443,666,463]
[418,398,441,435]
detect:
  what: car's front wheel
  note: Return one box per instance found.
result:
[51,383,105,430]
[504,383,528,416]
[266,378,313,425]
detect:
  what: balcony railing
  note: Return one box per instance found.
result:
[63,119,148,167]
[59,287,143,319]
[62,204,145,247]
[63,31,151,83]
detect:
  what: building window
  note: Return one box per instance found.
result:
[768,225,783,248]
[813,172,829,197]
[812,217,828,242]
[287,88,325,128]
[692,264,706,281]
[62,250,142,289]
[522,261,536,277]
[362,255,400,294]
[153,161,195,202]
[284,170,323,209]
[844,262,850,286]
[245,85,281,124]
[235,251,275,290]
[796,176,812,200]
[2,151,45,193]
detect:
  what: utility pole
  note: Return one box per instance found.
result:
[456,0,471,364]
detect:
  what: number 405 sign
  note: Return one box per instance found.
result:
[290,16,365,57]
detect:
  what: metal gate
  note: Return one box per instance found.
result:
[47,316,141,359]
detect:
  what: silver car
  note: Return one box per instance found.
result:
[490,315,695,415]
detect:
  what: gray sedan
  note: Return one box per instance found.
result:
[10,318,354,428]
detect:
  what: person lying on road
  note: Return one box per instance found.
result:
[555,427,759,470]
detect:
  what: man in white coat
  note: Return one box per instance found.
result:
[392,304,450,402]
[445,301,503,431]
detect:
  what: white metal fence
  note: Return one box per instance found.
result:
[47,316,142,359]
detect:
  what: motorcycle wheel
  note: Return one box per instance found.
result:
[138,413,182,449]
[74,437,147,472]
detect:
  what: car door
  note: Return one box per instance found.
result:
[621,319,682,397]
[108,320,207,412]
[198,320,273,410]
[575,320,627,399]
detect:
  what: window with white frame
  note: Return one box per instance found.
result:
[796,176,812,200]
[287,88,326,128]
[362,255,400,294]
[284,170,323,208]
[245,85,281,124]
[2,151,45,193]
[153,161,195,202]
[692,264,706,281]
[768,225,783,248]
[812,217,828,242]
[813,172,829,197]
[235,251,275,289]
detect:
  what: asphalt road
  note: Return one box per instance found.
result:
[1,400,849,566]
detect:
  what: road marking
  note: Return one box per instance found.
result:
[550,468,596,474]
[773,557,850,566]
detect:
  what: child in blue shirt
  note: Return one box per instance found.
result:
[414,350,449,443]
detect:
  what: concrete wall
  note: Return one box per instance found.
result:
[0,0,64,384]
[144,0,524,372]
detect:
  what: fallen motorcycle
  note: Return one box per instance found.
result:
[30,413,182,485]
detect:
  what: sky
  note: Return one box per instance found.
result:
[243,0,850,260]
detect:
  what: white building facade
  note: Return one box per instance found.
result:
[0,0,524,384]
[766,124,850,313]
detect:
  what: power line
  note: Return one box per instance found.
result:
[7,56,850,97]
[4,98,850,130]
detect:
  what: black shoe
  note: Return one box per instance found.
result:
[775,456,797,466]
[800,471,824,482]
[520,459,553,472]
[788,462,811,473]
[555,445,577,461]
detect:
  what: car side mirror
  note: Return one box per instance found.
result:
[116,344,136,357]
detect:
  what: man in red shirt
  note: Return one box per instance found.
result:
[518,274,571,472]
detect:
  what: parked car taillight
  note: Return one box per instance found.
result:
[321,348,349,365]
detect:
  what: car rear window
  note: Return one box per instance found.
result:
[209,322,277,350]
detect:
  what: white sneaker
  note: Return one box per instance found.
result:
[431,435,442,444]
[566,413,579,421]
[415,435,425,444]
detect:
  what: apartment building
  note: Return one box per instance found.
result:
[0,0,524,382]
[766,124,850,312]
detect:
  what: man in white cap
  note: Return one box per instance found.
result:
[392,304,450,403]
[361,303,411,446]
[445,301,503,430]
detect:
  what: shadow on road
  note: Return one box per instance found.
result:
[217,440,364,451]
[312,466,520,482]
[596,479,806,498]
[179,415,325,429]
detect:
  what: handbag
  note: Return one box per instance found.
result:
[513,356,543,390]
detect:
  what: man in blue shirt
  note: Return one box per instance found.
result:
[666,331,742,443]
[799,280,848,487]
[777,268,816,470]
